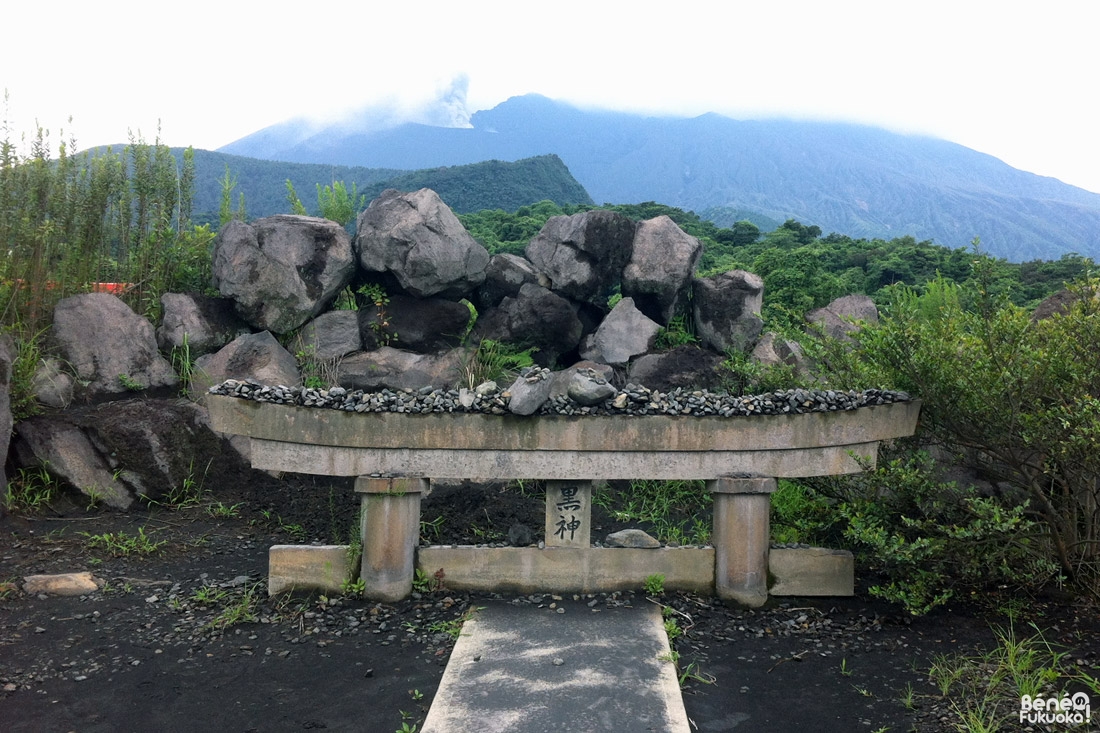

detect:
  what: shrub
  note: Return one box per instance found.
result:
[843,453,1049,614]
[812,265,1100,602]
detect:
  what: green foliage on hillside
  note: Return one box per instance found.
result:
[697,205,782,233]
[459,201,586,255]
[173,150,591,225]
[712,223,1093,333]
[460,201,1092,335]
[178,148,401,226]
[360,154,593,215]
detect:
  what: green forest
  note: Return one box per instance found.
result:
[2,129,1100,627]
[460,200,1093,332]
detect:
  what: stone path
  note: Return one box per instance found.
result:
[421,599,690,732]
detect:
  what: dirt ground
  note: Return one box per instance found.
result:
[2,461,1098,732]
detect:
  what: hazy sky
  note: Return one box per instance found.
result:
[4,1,1098,192]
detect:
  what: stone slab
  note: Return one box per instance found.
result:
[420,600,690,733]
[418,546,714,595]
[267,545,355,595]
[248,440,881,479]
[206,395,921,452]
[769,547,855,596]
[544,481,591,548]
[22,572,102,596]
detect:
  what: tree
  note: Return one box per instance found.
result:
[218,164,245,226]
[285,179,307,216]
[316,180,364,231]
[778,219,822,245]
[713,220,760,247]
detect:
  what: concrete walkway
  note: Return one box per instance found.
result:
[421,599,690,733]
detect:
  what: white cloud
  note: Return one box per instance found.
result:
[3,1,1099,192]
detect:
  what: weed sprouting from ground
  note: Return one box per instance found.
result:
[141,458,213,510]
[81,527,167,557]
[182,580,271,634]
[4,464,60,514]
[427,606,482,639]
[341,577,366,596]
[644,573,666,596]
[420,515,446,544]
[461,339,538,389]
[191,585,229,605]
[206,501,241,519]
[927,623,1097,731]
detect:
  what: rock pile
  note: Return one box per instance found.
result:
[14,186,894,512]
[29,187,884,407]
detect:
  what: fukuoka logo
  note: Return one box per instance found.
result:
[1019,692,1091,726]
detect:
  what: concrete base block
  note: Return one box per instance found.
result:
[266,544,854,598]
[268,545,355,595]
[768,547,854,596]
[418,546,715,595]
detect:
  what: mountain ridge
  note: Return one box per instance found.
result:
[220,94,1100,261]
[170,149,593,223]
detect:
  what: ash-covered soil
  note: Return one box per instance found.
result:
[2,474,1097,732]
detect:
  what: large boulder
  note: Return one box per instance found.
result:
[293,310,362,363]
[212,215,355,334]
[622,216,703,325]
[579,297,662,367]
[156,293,252,356]
[355,188,489,299]
[12,399,221,509]
[806,294,879,341]
[692,270,765,354]
[626,346,726,392]
[525,210,636,306]
[751,332,809,374]
[193,331,300,395]
[359,294,471,353]
[1031,289,1077,321]
[336,347,465,392]
[472,253,546,312]
[473,283,583,367]
[0,335,12,514]
[52,293,178,397]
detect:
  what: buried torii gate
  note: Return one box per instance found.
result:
[206,394,920,607]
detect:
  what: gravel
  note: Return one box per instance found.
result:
[209,377,911,418]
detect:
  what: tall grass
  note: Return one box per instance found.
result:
[0,118,214,416]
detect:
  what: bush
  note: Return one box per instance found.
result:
[821,452,1051,614]
[812,266,1100,602]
